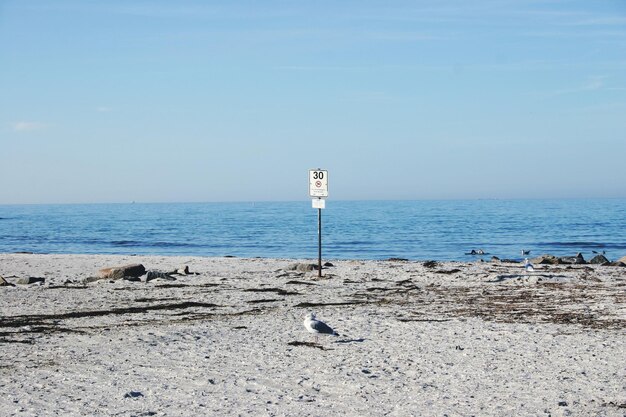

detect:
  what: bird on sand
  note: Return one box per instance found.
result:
[524,258,534,272]
[303,313,339,342]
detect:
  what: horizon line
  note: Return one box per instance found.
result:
[1,196,625,207]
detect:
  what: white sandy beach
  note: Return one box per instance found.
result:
[1,253,624,416]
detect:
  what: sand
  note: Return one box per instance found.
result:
[1,253,625,416]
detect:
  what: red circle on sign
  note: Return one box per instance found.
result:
[315,180,322,187]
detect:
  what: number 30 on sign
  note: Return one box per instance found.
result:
[309,169,328,197]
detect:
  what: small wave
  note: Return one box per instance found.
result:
[540,241,626,250]
[110,240,205,249]
[332,240,372,246]
[111,240,142,246]
[541,241,607,248]
[601,243,626,250]
[148,241,203,248]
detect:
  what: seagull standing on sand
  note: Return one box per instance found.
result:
[303,313,339,342]
[524,258,534,273]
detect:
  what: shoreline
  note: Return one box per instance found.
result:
[1,253,625,416]
[2,199,625,263]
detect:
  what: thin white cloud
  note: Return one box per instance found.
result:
[584,76,606,91]
[12,121,46,132]
[365,31,447,42]
[533,75,615,100]
[275,65,377,71]
[568,17,626,27]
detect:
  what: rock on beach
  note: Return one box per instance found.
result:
[530,254,559,265]
[98,264,146,280]
[287,263,319,272]
[589,254,610,264]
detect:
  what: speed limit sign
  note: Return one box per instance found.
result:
[309,169,328,197]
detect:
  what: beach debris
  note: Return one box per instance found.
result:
[244,287,299,295]
[287,340,326,350]
[145,270,177,282]
[16,277,45,285]
[167,265,198,276]
[247,298,282,304]
[124,391,144,399]
[295,301,366,308]
[0,275,16,287]
[617,255,626,264]
[98,264,146,280]
[303,313,340,342]
[423,260,438,268]
[83,276,106,284]
[435,268,462,275]
[589,254,609,264]
[491,256,501,263]
[173,265,190,275]
[285,280,317,286]
[386,257,409,262]
[603,401,626,409]
[323,262,334,267]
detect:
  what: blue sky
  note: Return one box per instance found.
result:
[1,0,625,204]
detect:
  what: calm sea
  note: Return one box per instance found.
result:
[0,200,625,261]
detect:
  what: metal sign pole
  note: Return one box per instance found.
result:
[318,205,322,277]
[309,169,328,278]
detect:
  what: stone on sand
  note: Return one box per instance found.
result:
[98,264,146,280]
[287,263,318,272]
[558,253,586,265]
[589,254,609,264]
[530,254,559,265]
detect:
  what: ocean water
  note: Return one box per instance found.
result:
[0,199,625,261]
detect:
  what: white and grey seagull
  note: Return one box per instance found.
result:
[303,313,339,342]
